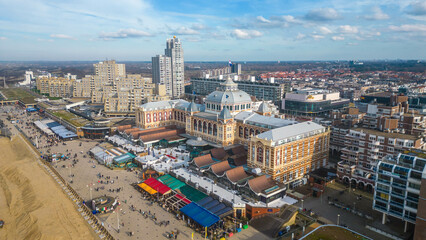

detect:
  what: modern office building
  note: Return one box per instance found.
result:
[165,36,184,98]
[190,77,290,103]
[373,151,426,236]
[231,63,242,75]
[337,128,425,191]
[152,55,173,96]
[248,122,330,188]
[281,88,350,117]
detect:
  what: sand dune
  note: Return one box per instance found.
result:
[0,136,95,240]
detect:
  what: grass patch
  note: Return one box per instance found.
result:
[1,88,35,104]
[305,226,367,240]
[50,110,87,127]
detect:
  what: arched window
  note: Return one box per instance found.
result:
[174,111,177,120]
[203,122,207,133]
[239,126,243,138]
[257,147,263,163]
[255,129,260,135]
[213,124,217,136]
[198,121,202,132]
[244,127,248,139]
[208,123,212,135]
[177,112,180,121]
[250,128,255,136]
[194,119,197,131]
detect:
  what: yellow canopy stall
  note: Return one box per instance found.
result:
[137,183,158,195]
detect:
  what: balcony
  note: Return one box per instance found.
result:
[392,182,407,189]
[373,205,387,212]
[376,187,389,194]
[375,196,389,203]
[407,186,420,195]
[389,210,403,217]
[390,200,404,207]
[372,141,380,145]
[371,148,379,153]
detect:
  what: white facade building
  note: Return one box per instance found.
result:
[152,55,172,96]
[165,37,184,98]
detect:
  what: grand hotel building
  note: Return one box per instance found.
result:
[135,78,330,186]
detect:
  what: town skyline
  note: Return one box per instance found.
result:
[1,0,426,61]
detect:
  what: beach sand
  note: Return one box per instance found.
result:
[0,136,95,240]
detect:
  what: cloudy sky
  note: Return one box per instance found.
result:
[0,0,425,61]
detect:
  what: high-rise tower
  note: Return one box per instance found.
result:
[152,55,172,96]
[165,36,184,98]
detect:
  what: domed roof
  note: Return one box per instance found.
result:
[206,78,251,105]
[187,101,199,112]
[258,101,271,113]
[219,107,232,120]
[206,90,252,105]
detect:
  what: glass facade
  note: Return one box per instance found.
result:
[283,99,349,116]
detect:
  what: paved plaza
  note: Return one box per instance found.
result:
[0,105,270,240]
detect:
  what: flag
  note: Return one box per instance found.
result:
[229,60,232,67]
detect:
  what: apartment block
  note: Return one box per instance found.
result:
[36,77,75,98]
[373,151,426,238]
[337,128,425,191]
[94,60,125,84]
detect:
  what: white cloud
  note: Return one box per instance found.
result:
[191,23,207,30]
[389,24,426,32]
[318,26,333,34]
[0,37,6,40]
[332,36,344,41]
[280,15,300,24]
[231,29,262,39]
[347,42,358,46]
[312,35,325,40]
[405,1,426,16]
[305,8,341,21]
[338,25,359,34]
[37,38,54,42]
[364,6,389,20]
[99,29,152,39]
[50,34,76,40]
[171,27,199,35]
[296,33,306,40]
[256,16,271,23]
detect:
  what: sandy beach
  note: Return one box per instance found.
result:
[0,136,95,240]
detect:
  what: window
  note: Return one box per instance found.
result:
[276,150,281,166]
[257,147,263,163]
[251,146,255,161]
[289,172,293,180]
[266,149,270,166]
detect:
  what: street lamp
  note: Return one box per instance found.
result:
[301,199,304,210]
[337,214,340,225]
